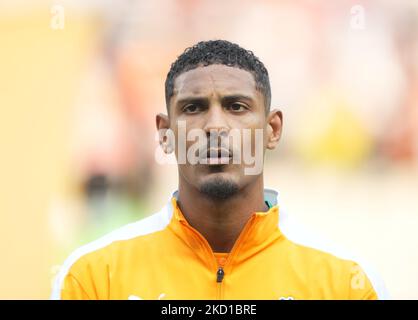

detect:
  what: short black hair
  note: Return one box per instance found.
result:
[165,40,271,112]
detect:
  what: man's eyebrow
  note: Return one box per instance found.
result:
[175,96,209,107]
[222,94,255,103]
[174,93,256,108]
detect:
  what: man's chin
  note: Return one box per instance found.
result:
[198,176,239,201]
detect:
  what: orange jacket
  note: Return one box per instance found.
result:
[51,189,388,300]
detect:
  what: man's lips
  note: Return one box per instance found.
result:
[199,148,232,165]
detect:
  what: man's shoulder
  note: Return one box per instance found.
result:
[76,204,171,257]
[278,206,390,299]
[51,204,173,299]
[79,209,170,258]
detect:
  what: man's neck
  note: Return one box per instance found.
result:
[176,177,268,253]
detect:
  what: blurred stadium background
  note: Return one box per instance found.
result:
[0,0,417,299]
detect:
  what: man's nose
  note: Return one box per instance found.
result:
[203,104,229,137]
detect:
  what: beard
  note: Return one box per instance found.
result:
[199,176,239,201]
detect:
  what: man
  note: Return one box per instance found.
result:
[52,40,388,300]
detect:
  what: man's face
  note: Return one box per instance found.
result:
[161,64,280,199]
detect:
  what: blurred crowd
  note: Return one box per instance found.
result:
[66,0,418,236]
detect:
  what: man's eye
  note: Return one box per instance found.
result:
[228,103,247,112]
[183,104,201,113]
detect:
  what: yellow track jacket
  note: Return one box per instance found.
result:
[51,189,388,300]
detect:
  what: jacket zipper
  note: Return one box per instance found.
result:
[180,214,258,300]
[216,267,225,299]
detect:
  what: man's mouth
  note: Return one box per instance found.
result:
[201,148,232,165]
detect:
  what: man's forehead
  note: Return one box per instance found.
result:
[172,64,257,98]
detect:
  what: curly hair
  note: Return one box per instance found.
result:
[165,40,271,112]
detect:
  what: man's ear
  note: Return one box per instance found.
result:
[156,113,173,154]
[266,109,283,150]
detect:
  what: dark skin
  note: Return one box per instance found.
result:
[156,64,282,252]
